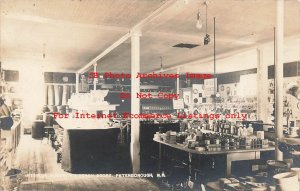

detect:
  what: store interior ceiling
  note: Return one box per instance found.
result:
[1,0,300,73]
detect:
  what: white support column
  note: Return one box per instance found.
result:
[275,0,284,161]
[93,63,97,91]
[257,48,268,123]
[131,30,141,173]
[176,68,180,95]
[75,73,79,93]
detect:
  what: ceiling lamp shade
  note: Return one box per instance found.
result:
[196,11,203,30]
[204,1,210,45]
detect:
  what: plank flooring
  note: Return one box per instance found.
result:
[10,135,159,191]
[21,178,159,191]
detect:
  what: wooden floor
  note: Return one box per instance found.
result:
[21,177,159,191]
[12,135,159,191]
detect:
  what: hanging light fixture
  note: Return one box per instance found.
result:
[43,43,46,59]
[195,8,203,30]
[41,43,46,74]
[204,1,210,45]
[213,17,220,106]
[160,56,164,72]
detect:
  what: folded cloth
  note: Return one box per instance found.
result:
[0,116,14,130]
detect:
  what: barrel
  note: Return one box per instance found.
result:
[47,85,55,106]
[32,120,45,139]
[65,105,71,114]
[57,105,66,114]
[42,105,50,113]
[48,105,58,112]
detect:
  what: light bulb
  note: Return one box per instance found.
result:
[196,13,203,30]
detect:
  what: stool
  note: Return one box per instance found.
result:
[32,120,45,139]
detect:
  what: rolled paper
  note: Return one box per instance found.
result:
[48,85,55,106]
[54,85,59,105]
[58,85,63,105]
[44,85,48,105]
[62,85,70,105]
[66,85,71,100]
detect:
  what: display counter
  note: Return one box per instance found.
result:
[52,90,123,172]
[54,118,120,173]
[153,138,275,177]
[139,122,180,169]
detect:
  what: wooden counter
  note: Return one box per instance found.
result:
[153,138,274,155]
[153,138,275,177]
[61,127,120,173]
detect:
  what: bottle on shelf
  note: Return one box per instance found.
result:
[238,125,243,136]
[242,124,248,137]
[248,124,254,135]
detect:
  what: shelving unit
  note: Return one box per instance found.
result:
[0,69,22,185]
[0,121,21,181]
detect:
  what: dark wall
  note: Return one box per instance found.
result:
[217,68,257,84]
[180,61,299,87]
[268,61,300,79]
[44,72,76,83]
[4,70,19,82]
[179,69,257,87]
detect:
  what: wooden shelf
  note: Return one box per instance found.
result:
[88,83,171,87]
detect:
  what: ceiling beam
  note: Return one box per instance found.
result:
[77,0,179,73]
[5,13,129,32]
[77,33,131,73]
[131,0,178,32]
